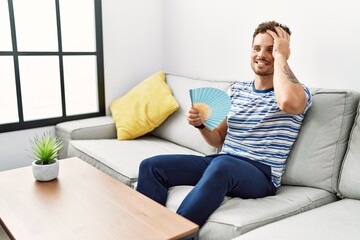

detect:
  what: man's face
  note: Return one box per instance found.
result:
[251,33,275,77]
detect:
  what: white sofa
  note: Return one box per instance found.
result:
[56,74,360,240]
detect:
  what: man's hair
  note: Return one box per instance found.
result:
[252,21,291,40]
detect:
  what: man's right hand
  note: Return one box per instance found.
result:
[186,107,203,127]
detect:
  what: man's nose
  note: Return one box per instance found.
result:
[258,49,267,58]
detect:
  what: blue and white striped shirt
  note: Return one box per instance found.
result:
[220,80,312,187]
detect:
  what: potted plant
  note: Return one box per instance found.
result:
[29,131,63,181]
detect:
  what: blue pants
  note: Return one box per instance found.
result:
[136,154,276,227]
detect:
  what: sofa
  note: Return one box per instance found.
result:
[234,100,360,240]
[56,73,360,240]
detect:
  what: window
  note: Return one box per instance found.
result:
[0,0,104,133]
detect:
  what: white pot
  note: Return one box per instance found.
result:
[32,159,59,181]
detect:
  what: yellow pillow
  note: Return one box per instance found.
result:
[109,71,179,140]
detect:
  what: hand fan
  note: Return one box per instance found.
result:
[189,87,231,130]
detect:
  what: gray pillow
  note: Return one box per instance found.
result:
[338,103,360,199]
[282,89,360,193]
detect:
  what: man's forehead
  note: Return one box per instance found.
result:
[252,33,274,47]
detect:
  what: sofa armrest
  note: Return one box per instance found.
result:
[56,116,116,159]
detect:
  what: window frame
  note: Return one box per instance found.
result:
[0,0,105,133]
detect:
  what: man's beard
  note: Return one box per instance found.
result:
[254,70,273,76]
[251,64,274,76]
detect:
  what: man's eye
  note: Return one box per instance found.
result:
[269,48,273,52]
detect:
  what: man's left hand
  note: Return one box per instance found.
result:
[267,26,291,60]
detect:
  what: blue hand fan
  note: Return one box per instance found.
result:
[189,87,231,130]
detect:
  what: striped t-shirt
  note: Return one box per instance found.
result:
[220,80,312,187]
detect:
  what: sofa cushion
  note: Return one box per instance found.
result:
[166,185,338,240]
[282,89,360,193]
[109,71,179,140]
[233,199,360,240]
[56,116,117,159]
[338,103,360,199]
[67,135,204,187]
[152,74,233,155]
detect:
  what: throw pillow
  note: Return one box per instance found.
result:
[109,71,179,140]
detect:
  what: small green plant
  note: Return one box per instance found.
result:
[29,131,63,165]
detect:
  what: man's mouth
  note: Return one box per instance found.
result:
[255,60,268,66]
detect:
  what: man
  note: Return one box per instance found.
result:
[136,21,312,227]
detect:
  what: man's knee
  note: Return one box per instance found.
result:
[139,155,174,177]
[139,157,151,172]
[139,156,161,174]
[142,154,166,165]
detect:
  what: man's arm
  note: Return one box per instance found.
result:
[187,108,227,148]
[267,26,307,115]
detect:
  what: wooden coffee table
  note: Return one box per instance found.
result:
[0,157,199,240]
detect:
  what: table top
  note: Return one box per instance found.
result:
[0,157,198,240]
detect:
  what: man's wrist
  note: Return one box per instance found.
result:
[194,124,205,129]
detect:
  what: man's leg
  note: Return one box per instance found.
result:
[176,155,276,226]
[136,154,213,205]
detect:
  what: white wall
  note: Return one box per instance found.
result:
[163,0,360,91]
[0,0,163,171]
[0,127,55,171]
[103,0,163,113]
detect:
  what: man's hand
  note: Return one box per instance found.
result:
[187,107,228,148]
[186,108,203,127]
[266,26,291,60]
